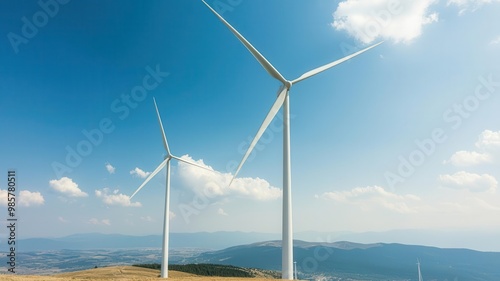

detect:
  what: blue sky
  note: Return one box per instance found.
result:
[1,0,500,249]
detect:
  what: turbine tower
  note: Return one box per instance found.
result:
[130,98,212,278]
[417,259,424,281]
[202,1,382,279]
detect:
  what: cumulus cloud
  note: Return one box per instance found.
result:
[19,190,45,207]
[130,167,151,179]
[0,190,42,207]
[89,218,111,225]
[332,0,438,44]
[445,130,500,167]
[439,171,497,192]
[447,0,500,14]
[475,130,500,148]
[105,163,116,174]
[0,190,8,206]
[49,177,88,198]
[95,188,141,207]
[444,150,492,166]
[177,155,281,201]
[321,185,420,213]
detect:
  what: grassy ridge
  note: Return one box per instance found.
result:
[134,263,279,278]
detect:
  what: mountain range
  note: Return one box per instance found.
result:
[12,229,500,251]
[5,231,500,280]
[189,240,500,280]
[13,232,279,251]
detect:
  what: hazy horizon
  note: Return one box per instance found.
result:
[14,228,500,253]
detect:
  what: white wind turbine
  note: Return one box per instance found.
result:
[417,259,424,281]
[130,97,212,278]
[202,1,382,279]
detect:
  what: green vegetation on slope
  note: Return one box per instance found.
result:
[133,263,256,278]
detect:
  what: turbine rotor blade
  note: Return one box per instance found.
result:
[130,158,168,199]
[291,41,384,85]
[171,155,214,172]
[202,0,287,84]
[230,86,288,185]
[153,97,171,155]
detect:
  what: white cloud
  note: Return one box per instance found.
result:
[444,130,500,167]
[218,208,229,216]
[332,0,438,44]
[105,163,116,174]
[445,150,492,166]
[95,188,141,207]
[321,186,420,213]
[0,190,7,206]
[49,177,88,198]
[447,0,500,14]
[490,36,500,45]
[475,130,500,148]
[0,190,43,207]
[19,190,44,207]
[177,155,281,201]
[439,171,498,192]
[130,167,151,179]
[89,218,111,225]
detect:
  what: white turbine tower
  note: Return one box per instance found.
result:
[417,259,424,281]
[202,1,382,279]
[130,97,212,278]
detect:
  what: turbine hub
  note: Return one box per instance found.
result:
[285,80,292,89]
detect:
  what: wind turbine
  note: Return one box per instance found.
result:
[130,97,212,278]
[202,1,382,279]
[417,259,424,281]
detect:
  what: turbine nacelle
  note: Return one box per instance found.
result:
[276,84,288,97]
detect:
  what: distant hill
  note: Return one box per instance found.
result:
[13,230,500,252]
[186,240,500,280]
[16,232,279,251]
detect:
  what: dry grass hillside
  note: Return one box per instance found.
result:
[0,266,278,281]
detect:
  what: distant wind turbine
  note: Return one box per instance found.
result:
[294,261,298,280]
[202,1,382,279]
[130,98,212,278]
[417,259,424,281]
